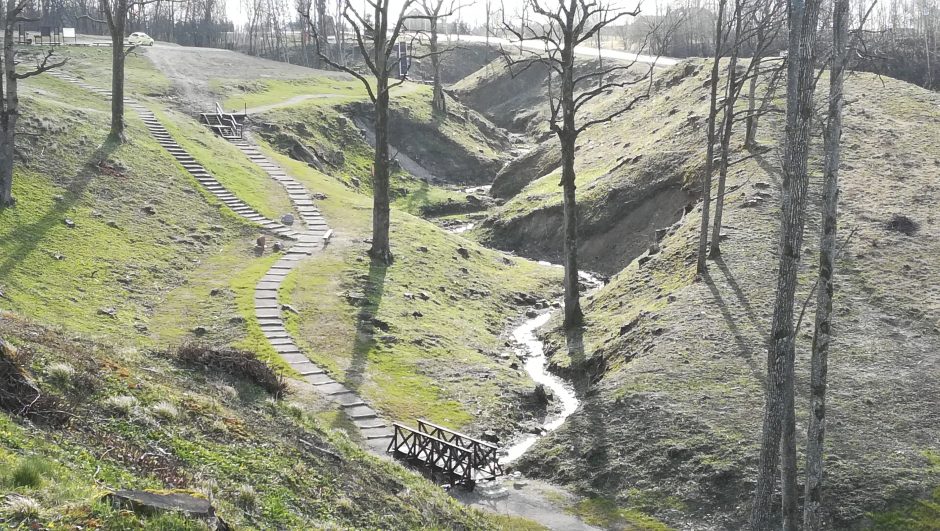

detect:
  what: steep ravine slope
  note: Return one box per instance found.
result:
[458,59,703,275]
[509,70,940,529]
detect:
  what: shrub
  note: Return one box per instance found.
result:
[0,338,65,424]
[235,484,257,510]
[150,401,179,420]
[11,457,52,488]
[2,495,41,519]
[176,343,285,396]
[46,362,75,383]
[104,395,138,416]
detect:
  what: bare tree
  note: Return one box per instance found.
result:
[744,0,786,147]
[750,0,823,526]
[419,0,458,114]
[695,0,726,274]
[303,0,420,264]
[1,0,66,207]
[802,0,846,522]
[98,0,158,142]
[803,1,876,526]
[708,0,785,258]
[499,0,657,329]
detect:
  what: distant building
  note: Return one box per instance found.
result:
[402,9,430,32]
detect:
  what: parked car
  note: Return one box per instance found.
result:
[128,32,154,46]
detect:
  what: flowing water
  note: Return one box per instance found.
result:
[500,269,604,464]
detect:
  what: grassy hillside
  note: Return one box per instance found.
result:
[461,60,702,275]
[245,110,562,436]
[511,68,940,528]
[0,55,547,528]
[219,77,513,187]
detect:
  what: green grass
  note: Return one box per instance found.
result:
[868,451,940,530]
[250,114,562,430]
[59,46,172,97]
[0,75,248,341]
[10,457,54,488]
[0,315,507,529]
[153,105,297,222]
[220,77,367,110]
[568,497,672,531]
[276,188,560,428]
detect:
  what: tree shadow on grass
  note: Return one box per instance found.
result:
[701,268,766,389]
[0,139,117,282]
[332,258,387,431]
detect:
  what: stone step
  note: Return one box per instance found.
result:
[317,382,349,396]
[306,373,334,385]
[345,405,378,420]
[361,427,394,440]
[281,353,308,364]
[333,393,365,407]
[296,364,325,376]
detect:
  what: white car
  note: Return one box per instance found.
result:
[128,32,154,46]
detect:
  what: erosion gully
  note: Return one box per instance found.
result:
[500,266,604,464]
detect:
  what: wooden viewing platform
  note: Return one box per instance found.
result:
[387,419,503,489]
[199,103,246,140]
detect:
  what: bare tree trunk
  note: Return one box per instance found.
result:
[2,0,64,205]
[696,0,726,274]
[105,0,128,143]
[429,15,445,114]
[560,131,583,328]
[744,59,759,148]
[109,33,126,142]
[1,12,15,207]
[369,13,392,264]
[0,134,11,206]
[559,35,582,329]
[803,0,847,527]
[750,0,822,526]
[709,0,742,259]
[315,0,326,66]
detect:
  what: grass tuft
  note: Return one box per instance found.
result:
[45,362,75,384]
[150,401,180,421]
[11,457,53,488]
[2,495,41,519]
[104,395,138,417]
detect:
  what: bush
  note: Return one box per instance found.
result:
[104,395,138,416]
[2,495,41,519]
[11,457,52,488]
[150,401,179,420]
[46,362,76,383]
[235,484,257,510]
[176,343,285,396]
[0,338,65,424]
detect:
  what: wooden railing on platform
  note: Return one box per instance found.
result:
[199,104,244,140]
[416,419,503,479]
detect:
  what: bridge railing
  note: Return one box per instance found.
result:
[416,419,503,479]
[388,423,474,487]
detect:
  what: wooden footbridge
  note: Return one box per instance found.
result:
[387,419,503,489]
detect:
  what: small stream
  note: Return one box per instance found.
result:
[500,267,604,464]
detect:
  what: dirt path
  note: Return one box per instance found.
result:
[244,94,343,115]
[143,44,345,114]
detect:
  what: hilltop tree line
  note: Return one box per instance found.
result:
[622,0,940,90]
[12,0,232,47]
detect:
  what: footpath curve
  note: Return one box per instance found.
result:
[47,70,394,451]
[230,136,394,452]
